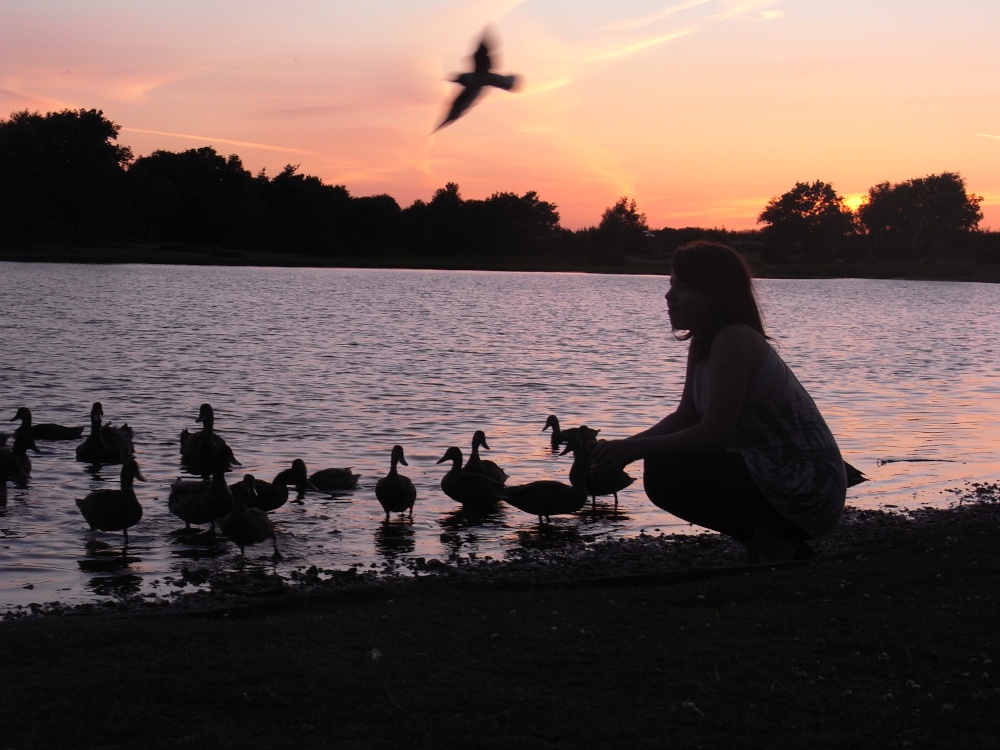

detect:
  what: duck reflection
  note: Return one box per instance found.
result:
[373,520,415,560]
[85,574,142,598]
[77,540,141,573]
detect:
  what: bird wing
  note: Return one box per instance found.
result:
[435,85,482,131]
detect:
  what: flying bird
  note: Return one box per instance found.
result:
[434,30,519,132]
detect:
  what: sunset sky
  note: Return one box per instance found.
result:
[1,0,997,231]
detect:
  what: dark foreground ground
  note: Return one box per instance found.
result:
[1,483,998,750]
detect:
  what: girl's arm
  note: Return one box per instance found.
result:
[592,325,765,470]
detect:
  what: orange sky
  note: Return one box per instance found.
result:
[1,1,997,231]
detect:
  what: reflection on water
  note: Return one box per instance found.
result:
[2,263,999,612]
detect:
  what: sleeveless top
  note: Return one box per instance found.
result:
[692,334,847,537]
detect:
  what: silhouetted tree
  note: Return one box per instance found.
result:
[856,172,983,257]
[341,194,402,255]
[261,164,351,254]
[757,180,855,262]
[127,147,261,247]
[595,196,649,260]
[0,108,132,246]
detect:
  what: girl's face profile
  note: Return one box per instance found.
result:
[665,275,715,333]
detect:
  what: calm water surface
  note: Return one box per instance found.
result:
[2,263,998,613]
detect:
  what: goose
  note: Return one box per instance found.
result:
[566,425,634,510]
[179,403,240,475]
[10,406,84,441]
[229,458,312,513]
[503,426,592,524]
[437,446,505,510]
[375,445,416,521]
[75,402,134,464]
[221,474,281,559]
[542,415,598,452]
[167,454,234,534]
[463,430,508,485]
[75,457,145,545]
[308,464,361,493]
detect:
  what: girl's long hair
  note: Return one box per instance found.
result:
[670,240,766,359]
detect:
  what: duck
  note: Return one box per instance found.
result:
[308,464,361,493]
[566,425,634,511]
[503,426,593,524]
[437,446,506,510]
[463,430,508,485]
[0,438,29,503]
[542,414,598,452]
[375,445,417,521]
[75,402,134,464]
[167,454,234,534]
[221,474,281,559]
[9,428,41,477]
[180,403,240,475]
[75,457,145,545]
[229,458,312,513]
[10,406,84,441]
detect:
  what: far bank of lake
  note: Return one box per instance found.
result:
[2,241,1000,283]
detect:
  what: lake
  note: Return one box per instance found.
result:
[2,262,998,614]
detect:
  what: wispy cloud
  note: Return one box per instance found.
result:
[607,0,714,31]
[121,127,324,156]
[976,133,1000,140]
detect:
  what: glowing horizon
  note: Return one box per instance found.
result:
[1,1,996,231]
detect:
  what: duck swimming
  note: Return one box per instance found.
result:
[230,458,312,513]
[463,430,508,485]
[308,464,361,493]
[180,403,240,475]
[168,454,234,534]
[503,426,592,524]
[75,457,145,545]
[542,415,598,452]
[10,407,84,441]
[75,402,134,464]
[375,445,416,521]
[437,446,505,510]
[221,474,281,559]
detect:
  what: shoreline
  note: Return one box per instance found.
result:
[1,487,998,748]
[3,242,1000,282]
[4,484,996,623]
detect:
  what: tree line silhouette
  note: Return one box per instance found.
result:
[1,108,995,268]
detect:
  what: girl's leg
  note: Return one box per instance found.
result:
[642,452,808,557]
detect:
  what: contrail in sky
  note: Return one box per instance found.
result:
[121,127,323,156]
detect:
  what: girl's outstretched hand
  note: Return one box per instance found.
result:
[590,439,636,474]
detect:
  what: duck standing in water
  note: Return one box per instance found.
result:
[221,474,281,559]
[503,426,593,524]
[375,445,416,521]
[75,402,134,464]
[230,458,312,513]
[464,430,509,485]
[75,457,145,546]
[10,406,84,441]
[168,454,234,534]
[180,403,240,475]
[9,428,42,478]
[437,446,506,510]
[568,425,634,511]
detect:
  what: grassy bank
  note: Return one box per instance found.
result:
[2,496,998,749]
